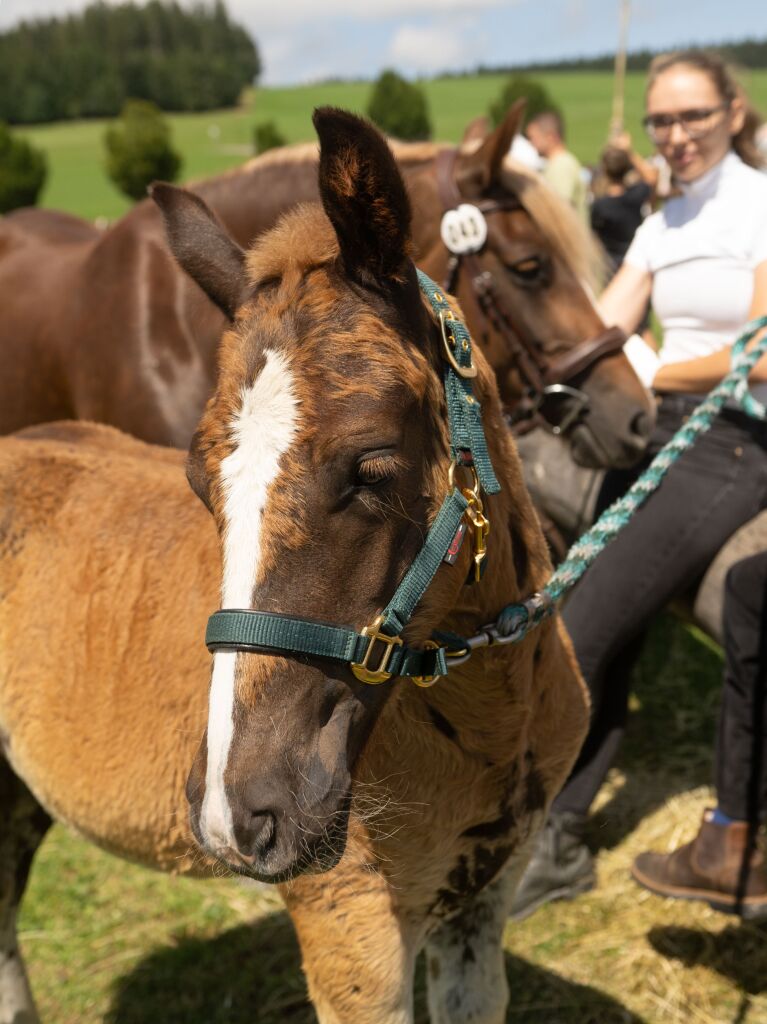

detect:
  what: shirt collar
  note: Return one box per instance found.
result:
[678,150,741,200]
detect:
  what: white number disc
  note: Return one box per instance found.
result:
[440,204,488,255]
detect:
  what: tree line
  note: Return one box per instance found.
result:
[0,0,260,125]
[468,36,767,77]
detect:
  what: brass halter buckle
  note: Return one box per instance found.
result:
[439,309,477,379]
[351,615,404,684]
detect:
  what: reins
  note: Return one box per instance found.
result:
[434,147,626,433]
[205,290,767,686]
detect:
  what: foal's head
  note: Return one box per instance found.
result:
[154,110,505,881]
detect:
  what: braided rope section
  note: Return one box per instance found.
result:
[543,315,767,606]
[489,316,767,645]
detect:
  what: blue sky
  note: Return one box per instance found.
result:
[0,0,763,85]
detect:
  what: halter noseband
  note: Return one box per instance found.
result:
[434,147,626,433]
[205,271,502,687]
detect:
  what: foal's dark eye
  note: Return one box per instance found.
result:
[355,452,402,487]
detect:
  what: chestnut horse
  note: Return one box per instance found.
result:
[0,103,652,465]
[0,109,589,1023]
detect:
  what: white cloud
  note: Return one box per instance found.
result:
[385,19,487,75]
[388,22,471,74]
[239,0,509,31]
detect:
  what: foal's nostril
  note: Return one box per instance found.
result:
[240,810,276,856]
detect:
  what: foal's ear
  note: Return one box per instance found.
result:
[150,183,247,319]
[458,98,527,191]
[186,427,213,512]
[313,107,412,286]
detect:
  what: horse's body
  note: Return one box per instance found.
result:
[0,110,590,1023]
[0,111,652,464]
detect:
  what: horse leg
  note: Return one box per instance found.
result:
[425,848,534,1024]
[284,870,416,1024]
[0,756,52,1024]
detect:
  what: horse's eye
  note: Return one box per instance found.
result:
[509,256,544,281]
[355,452,402,487]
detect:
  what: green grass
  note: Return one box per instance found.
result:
[18,71,767,221]
[18,613,767,1023]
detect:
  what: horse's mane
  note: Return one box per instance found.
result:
[192,139,605,290]
[499,158,605,291]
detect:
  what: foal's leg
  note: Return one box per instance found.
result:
[0,757,51,1024]
[284,867,417,1024]
[425,848,534,1024]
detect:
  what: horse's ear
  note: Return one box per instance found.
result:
[149,182,247,319]
[457,98,527,191]
[313,107,412,285]
[186,427,213,512]
[460,115,491,148]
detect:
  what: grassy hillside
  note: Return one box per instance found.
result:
[18,70,767,221]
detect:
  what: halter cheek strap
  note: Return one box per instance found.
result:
[434,147,627,431]
[205,270,500,686]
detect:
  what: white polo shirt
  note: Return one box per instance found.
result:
[624,151,767,400]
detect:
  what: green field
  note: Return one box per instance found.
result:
[18,70,767,221]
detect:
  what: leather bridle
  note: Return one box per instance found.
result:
[434,148,626,435]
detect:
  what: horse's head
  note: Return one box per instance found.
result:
[153,110,509,882]
[409,102,654,469]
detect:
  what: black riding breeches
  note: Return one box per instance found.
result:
[553,393,767,818]
[715,550,767,822]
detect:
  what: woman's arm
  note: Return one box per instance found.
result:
[598,261,653,335]
[653,261,767,391]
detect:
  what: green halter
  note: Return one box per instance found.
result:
[205,269,500,686]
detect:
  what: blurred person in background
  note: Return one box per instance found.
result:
[758,122,767,169]
[512,48,767,922]
[526,109,588,222]
[590,133,656,276]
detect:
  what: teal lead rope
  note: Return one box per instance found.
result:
[486,315,767,647]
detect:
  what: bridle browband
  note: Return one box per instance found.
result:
[205,271,552,686]
[434,147,626,434]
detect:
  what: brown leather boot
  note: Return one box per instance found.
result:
[631,810,767,919]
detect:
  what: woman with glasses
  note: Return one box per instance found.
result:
[512,49,767,921]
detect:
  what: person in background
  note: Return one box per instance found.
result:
[510,130,543,171]
[758,123,767,169]
[511,48,767,921]
[526,110,588,222]
[590,135,655,276]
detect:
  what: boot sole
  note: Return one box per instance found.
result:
[510,873,596,922]
[631,863,767,920]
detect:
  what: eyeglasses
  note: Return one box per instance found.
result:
[642,104,729,143]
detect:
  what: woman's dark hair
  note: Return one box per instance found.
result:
[647,49,764,169]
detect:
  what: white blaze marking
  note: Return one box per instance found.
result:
[200,349,299,849]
